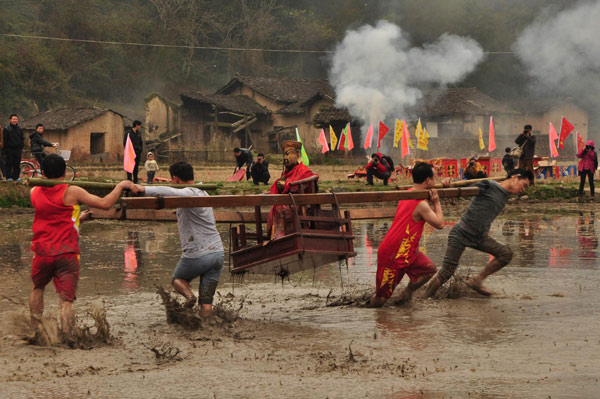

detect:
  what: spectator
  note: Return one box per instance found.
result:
[250,152,270,185]
[29,124,57,165]
[3,114,24,181]
[123,120,144,183]
[515,124,536,184]
[366,153,392,186]
[233,147,253,180]
[144,152,159,184]
[577,140,597,198]
[502,147,516,176]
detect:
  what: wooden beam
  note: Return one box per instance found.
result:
[28,178,220,191]
[120,187,479,209]
[90,207,402,222]
[233,118,257,133]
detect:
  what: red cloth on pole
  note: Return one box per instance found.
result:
[364,124,374,149]
[488,116,496,152]
[377,121,389,149]
[318,128,329,153]
[559,117,575,150]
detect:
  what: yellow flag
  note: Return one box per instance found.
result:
[393,119,402,148]
[418,126,429,151]
[478,127,485,150]
[407,130,415,149]
[329,125,338,151]
[415,118,423,142]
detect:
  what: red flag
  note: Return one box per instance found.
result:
[488,116,496,152]
[338,125,346,150]
[123,134,137,173]
[347,123,354,150]
[401,118,410,158]
[364,124,373,149]
[577,131,584,153]
[558,117,575,149]
[318,128,329,153]
[549,122,559,157]
[377,121,389,149]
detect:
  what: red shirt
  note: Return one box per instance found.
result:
[377,197,425,268]
[31,184,81,256]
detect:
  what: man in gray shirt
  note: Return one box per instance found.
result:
[131,162,224,317]
[426,169,534,297]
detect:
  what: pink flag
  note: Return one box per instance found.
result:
[488,116,496,152]
[377,121,389,149]
[559,117,574,149]
[364,124,373,149]
[549,122,559,158]
[577,131,584,154]
[318,128,329,153]
[123,134,137,173]
[346,123,354,150]
[401,118,410,158]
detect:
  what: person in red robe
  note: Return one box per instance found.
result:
[267,140,317,239]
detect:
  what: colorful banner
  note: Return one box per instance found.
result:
[549,122,559,158]
[318,128,329,153]
[478,127,485,150]
[123,134,136,173]
[329,125,337,151]
[393,119,402,148]
[559,117,575,150]
[377,121,389,149]
[295,128,310,165]
[364,124,373,149]
[488,116,496,152]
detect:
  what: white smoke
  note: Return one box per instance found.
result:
[329,20,485,126]
[514,1,600,99]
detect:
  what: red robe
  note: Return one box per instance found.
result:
[267,163,317,239]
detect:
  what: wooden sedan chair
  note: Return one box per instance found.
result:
[229,175,356,276]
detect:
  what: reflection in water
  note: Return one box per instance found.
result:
[123,230,144,289]
[577,211,598,259]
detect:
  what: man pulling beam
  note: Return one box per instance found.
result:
[426,169,534,297]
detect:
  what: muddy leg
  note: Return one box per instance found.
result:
[369,295,387,308]
[396,272,434,303]
[59,299,74,336]
[29,287,44,328]
[199,279,218,317]
[172,278,196,307]
[467,238,513,296]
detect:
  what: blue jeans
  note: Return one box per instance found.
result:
[172,251,224,304]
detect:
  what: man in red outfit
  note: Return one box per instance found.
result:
[29,154,131,337]
[370,162,445,307]
[267,140,317,239]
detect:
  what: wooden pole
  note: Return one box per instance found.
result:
[120,187,479,209]
[27,178,220,191]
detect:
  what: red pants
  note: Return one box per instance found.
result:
[375,251,436,299]
[31,253,79,301]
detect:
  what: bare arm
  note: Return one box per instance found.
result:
[414,189,444,229]
[64,180,132,210]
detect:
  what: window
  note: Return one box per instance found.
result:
[90,132,105,154]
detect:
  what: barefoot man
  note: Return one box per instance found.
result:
[370,162,446,307]
[30,154,132,337]
[131,162,224,317]
[426,169,533,297]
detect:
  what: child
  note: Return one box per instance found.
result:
[370,162,446,307]
[29,154,132,336]
[144,152,159,184]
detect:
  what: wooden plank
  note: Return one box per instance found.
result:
[28,178,220,191]
[121,187,480,209]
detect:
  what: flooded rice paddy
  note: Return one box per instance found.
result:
[0,204,599,398]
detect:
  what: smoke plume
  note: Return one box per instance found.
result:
[514,1,600,101]
[329,20,484,126]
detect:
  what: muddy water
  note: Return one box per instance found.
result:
[1,208,599,398]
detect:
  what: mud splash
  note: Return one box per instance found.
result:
[156,286,244,330]
[6,304,113,349]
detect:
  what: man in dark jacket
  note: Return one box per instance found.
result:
[502,147,516,176]
[29,124,57,165]
[3,114,24,181]
[233,147,253,180]
[366,152,392,186]
[250,152,270,185]
[515,124,536,184]
[123,120,144,183]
